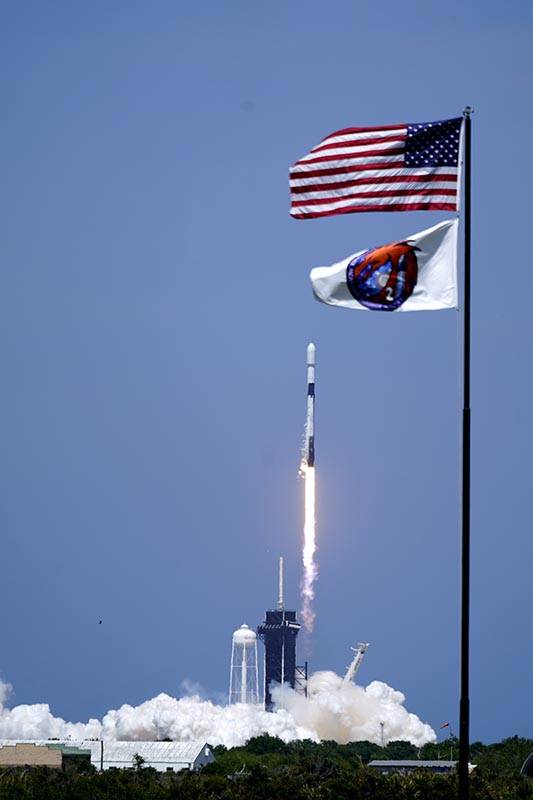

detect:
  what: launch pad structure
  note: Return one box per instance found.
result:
[256,346,316,710]
[257,557,306,711]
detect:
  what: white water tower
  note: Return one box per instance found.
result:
[228,624,259,705]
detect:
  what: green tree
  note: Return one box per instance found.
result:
[132,753,146,770]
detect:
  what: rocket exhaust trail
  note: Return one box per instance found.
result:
[300,343,317,632]
[301,463,316,631]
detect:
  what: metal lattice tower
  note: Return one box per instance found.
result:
[257,557,301,711]
[228,624,259,705]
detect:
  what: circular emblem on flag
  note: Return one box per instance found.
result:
[346,240,419,311]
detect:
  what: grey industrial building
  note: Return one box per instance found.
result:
[0,740,214,772]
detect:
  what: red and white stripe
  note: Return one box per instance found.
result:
[290,125,459,218]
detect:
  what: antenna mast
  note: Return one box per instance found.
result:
[277,556,284,610]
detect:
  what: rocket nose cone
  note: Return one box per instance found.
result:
[307,342,316,365]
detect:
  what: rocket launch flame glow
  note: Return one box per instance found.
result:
[301,463,317,631]
[300,343,318,632]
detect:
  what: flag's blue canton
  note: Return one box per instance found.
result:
[405,118,462,167]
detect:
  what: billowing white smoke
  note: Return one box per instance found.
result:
[273,672,435,747]
[0,688,102,741]
[0,673,434,749]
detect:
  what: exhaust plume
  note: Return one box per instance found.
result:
[0,672,435,749]
[300,463,317,631]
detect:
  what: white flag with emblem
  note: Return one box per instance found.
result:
[310,219,458,312]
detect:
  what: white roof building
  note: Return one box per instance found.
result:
[368,760,475,775]
[0,740,214,772]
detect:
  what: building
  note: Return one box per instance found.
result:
[84,740,214,772]
[0,740,214,773]
[0,742,91,770]
[368,760,476,775]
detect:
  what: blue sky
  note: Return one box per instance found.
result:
[1,0,532,742]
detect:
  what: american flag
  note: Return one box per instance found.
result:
[289,118,463,219]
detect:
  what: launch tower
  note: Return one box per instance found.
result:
[257,557,301,711]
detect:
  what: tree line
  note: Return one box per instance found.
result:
[0,734,532,799]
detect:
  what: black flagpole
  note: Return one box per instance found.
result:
[458,105,472,800]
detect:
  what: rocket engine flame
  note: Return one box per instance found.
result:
[300,463,317,631]
[300,342,318,632]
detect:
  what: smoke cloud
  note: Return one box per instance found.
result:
[0,672,434,749]
[273,671,435,747]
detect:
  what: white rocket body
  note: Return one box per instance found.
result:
[305,343,316,467]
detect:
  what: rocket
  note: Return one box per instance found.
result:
[304,342,316,467]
